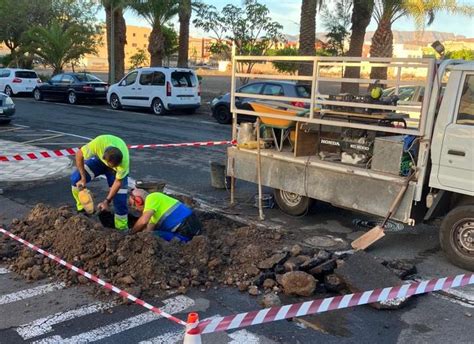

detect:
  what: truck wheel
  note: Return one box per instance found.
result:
[440,205,474,271]
[274,189,313,216]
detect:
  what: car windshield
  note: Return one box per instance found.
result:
[15,71,37,79]
[296,85,311,98]
[171,71,197,87]
[75,74,102,82]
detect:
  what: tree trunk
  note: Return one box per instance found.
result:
[114,8,126,80]
[105,6,126,83]
[149,25,164,67]
[298,0,317,77]
[178,0,191,68]
[341,0,374,94]
[369,17,393,83]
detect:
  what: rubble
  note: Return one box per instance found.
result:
[335,251,411,310]
[0,204,418,308]
[280,271,317,297]
[259,293,282,308]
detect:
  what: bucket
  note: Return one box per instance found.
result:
[254,193,274,208]
[237,122,256,144]
[210,161,227,189]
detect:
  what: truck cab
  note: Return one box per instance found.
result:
[429,64,474,270]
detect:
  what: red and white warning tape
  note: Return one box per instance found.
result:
[0,140,236,162]
[195,272,474,334]
[0,227,187,327]
[5,226,472,338]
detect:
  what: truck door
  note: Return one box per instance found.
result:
[438,73,474,192]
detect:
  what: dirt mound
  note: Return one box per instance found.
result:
[0,204,416,301]
[0,204,286,297]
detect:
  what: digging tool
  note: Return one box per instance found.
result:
[78,186,95,215]
[256,117,265,221]
[351,172,416,250]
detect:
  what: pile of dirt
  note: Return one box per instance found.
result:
[0,204,288,298]
[0,204,416,301]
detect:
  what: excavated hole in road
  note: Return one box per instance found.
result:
[0,202,417,308]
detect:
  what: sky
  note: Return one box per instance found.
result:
[102,0,474,38]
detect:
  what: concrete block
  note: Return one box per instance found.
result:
[335,251,410,309]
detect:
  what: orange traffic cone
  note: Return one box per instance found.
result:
[183,312,202,344]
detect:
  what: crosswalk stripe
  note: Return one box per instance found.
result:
[16,301,119,340]
[34,295,194,343]
[229,330,262,343]
[0,267,9,274]
[0,282,66,305]
[139,329,183,344]
[138,314,264,344]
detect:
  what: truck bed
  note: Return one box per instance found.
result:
[228,147,417,223]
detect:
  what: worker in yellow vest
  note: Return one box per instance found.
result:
[129,189,202,242]
[71,134,129,231]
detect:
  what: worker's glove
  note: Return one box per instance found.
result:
[97,200,110,212]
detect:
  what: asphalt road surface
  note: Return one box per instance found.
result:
[0,93,473,344]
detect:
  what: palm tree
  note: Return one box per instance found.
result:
[341,0,374,94]
[102,0,127,83]
[298,0,320,76]
[178,0,192,67]
[370,0,474,81]
[129,0,179,67]
[26,21,98,74]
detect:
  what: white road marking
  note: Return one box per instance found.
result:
[0,267,10,274]
[44,129,92,141]
[34,295,195,343]
[229,330,261,344]
[139,313,263,344]
[16,300,120,340]
[13,124,30,128]
[139,329,183,344]
[0,282,66,305]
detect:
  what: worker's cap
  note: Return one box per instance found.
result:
[129,188,149,207]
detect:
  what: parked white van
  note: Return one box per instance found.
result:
[0,68,41,96]
[107,67,201,115]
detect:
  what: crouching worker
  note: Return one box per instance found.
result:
[129,189,202,242]
[71,134,130,231]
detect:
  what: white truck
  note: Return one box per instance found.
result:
[226,55,474,270]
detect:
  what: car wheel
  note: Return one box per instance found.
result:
[274,189,313,216]
[214,105,231,124]
[33,88,43,101]
[68,91,77,105]
[440,205,474,271]
[110,93,121,110]
[151,98,166,115]
[4,86,13,97]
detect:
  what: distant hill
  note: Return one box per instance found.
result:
[285,30,468,44]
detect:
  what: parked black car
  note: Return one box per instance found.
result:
[33,73,108,104]
[210,81,311,124]
[0,92,16,124]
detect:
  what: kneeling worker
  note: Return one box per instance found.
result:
[129,189,202,242]
[71,134,130,231]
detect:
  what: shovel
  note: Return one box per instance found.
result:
[351,172,415,251]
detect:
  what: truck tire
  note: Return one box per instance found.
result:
[440,205,474,271]
[274,189,313,216]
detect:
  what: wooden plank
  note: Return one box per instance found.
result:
[294,123,318,157]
